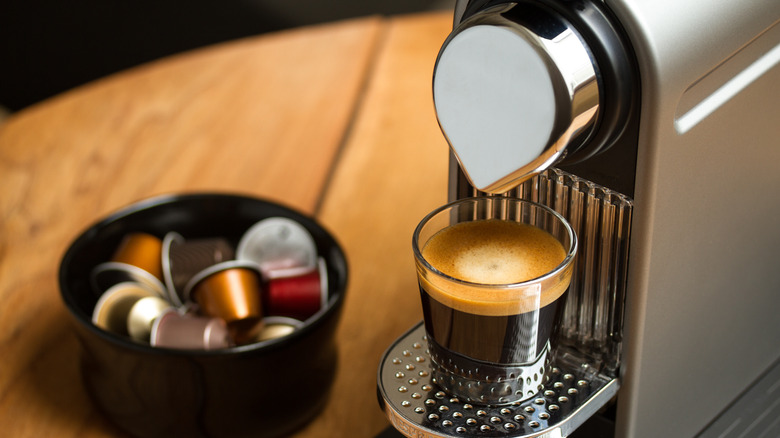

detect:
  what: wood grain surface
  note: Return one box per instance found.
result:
[0,11,453,438]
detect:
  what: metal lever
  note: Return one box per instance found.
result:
[433,2,600,194]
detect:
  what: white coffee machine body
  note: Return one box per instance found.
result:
[437,1,780,436]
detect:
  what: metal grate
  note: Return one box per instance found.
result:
[379,323,619,437]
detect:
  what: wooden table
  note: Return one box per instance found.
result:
[0,12,454,438]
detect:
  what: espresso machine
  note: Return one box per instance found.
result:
[378,0,780,436]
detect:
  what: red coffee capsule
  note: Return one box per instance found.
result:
[150,309,232,350]
[184,260,264,344]
[264,258,328,321]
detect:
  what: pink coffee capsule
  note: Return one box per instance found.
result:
[264,258,328,321]
[150,309,232,350]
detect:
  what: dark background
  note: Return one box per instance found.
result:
[0,0,452,113]
[2,3,621,436]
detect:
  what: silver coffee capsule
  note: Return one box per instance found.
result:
[161,232,185,306]
[92,282,159,336]
[236,217,317,279]
[91,261,167,298]
[127,296,173,342]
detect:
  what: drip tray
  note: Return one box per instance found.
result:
[378,322,619,438]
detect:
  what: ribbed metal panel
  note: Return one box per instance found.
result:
[511,168,632,377]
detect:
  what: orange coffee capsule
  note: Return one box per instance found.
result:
[162,232,235,307]
[111,232,164,281]
[185,260,264,344]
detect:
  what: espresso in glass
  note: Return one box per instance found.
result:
[413,197,576,405]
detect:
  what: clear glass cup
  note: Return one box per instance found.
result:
[413,197,577,405]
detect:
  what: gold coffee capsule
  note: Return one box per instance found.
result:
[184,260,264,344]
[92,282,158,336]
[127,296,173,342]
[150,309,232,350]
[253,316,304,343]
[111,232,164,281]
[162,232,235,307]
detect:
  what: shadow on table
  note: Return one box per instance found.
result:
[15,302,129,436]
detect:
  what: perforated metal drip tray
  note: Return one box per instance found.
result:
[378,323,619,438]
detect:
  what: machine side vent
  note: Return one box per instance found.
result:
[512,168,633,377]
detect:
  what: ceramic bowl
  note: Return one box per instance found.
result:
[59,193,348,438]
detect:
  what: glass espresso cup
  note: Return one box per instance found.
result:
[413,197,576,405]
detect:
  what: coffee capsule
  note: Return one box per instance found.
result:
[150,309,232,350]
[253,316,304,343]
[91,261,167,298]
[110,232,164,281]
[236,217,317,279]
[161,232,185,306]
[92,282,159,337]
[127,296,173,342]
[184,260,264,344]
[264,258,328,321]
[162,232,235,307]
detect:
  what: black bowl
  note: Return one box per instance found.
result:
[59,193,348,438]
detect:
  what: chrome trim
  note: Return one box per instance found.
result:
[433,3,600,194]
